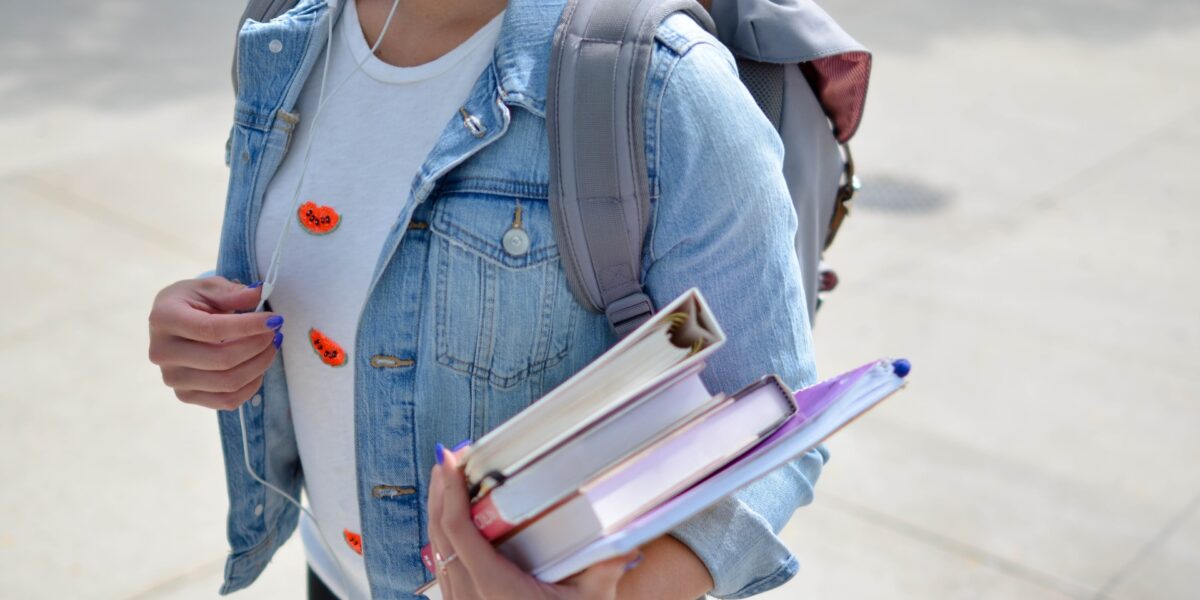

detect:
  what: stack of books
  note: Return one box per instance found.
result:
[417,289,908,594]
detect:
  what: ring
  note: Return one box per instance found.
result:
[434,551,458,574]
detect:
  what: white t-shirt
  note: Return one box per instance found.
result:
[254,1,504,597]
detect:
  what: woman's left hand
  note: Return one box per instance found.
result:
[427,445,640,600]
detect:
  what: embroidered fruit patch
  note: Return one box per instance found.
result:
[298,201,341,235]
[343,529,363,555]
[309,328,348,367]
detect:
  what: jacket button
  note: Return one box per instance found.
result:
[250,394,262,407]
[503,228,530,257]
[372,485,417,498]
[254,504,264,517]
[370,355,414,369]
[268,39,284,54]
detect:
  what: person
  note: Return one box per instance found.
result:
[147,0,829,598]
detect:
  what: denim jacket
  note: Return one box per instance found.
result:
[215,1,827,597]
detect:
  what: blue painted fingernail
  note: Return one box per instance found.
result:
[273,330,283,349]
[452,439,472,452]
[266,315,284,329]
[247,281,263,289]
[435,442,446,465]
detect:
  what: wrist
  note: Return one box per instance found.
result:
[616,535,713,600]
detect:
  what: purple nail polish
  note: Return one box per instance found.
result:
[624,552,644,572]
[273,330,283,349]
[266,315,284,329]
[247,281,264,289]
[452,439,472,452]
[435,442,446,465]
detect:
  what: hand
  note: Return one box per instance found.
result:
[148,276,284,410]
[427,445,641,600]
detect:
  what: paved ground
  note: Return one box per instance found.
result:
[1,1,1197,599]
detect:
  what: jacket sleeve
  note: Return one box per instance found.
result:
[640,27,828,599]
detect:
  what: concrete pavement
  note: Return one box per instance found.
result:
[1,1,1196,598]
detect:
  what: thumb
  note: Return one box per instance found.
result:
[195,276,266,313]
[567,551,640,597]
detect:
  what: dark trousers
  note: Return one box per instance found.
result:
[308,568,340,600]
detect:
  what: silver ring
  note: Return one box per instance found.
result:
[435,551,458,574]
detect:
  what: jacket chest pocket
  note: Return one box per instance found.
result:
[429,190,580,390]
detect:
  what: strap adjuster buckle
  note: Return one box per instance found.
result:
[605,292,655,338]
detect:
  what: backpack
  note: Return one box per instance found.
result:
[234,0,871,336]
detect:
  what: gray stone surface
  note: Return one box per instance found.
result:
[1,0,1196,599]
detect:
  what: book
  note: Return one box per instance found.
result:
[495,376,796,571]
[416,358,907,596]
[470,366,720,540]
[462,289,724,497]
[530,358,908,582]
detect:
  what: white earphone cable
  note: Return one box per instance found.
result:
[239,1,404,598]
[256,0,403,313]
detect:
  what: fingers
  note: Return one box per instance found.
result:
[161,341,278,393]
[565,551,640,598]
[150,331,275,370]
[174,373,266,411]
[149,277,281,344]
[194,276,267,313]
[153,300,282,344]
[436,449,528,594]
[428,454,481,600]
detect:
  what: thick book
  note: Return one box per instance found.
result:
[462,288,724,497]
[495,376,797,571]
[470,366,720,540]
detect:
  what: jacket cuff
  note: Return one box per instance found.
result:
[668,447,828,598]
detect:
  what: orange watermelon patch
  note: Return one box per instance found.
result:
[309,328,348,367]
[298,201,341,235]
[343,529,363,555]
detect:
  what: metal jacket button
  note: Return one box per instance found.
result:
[503,204,529,257]
[503,228,530,257]
[459,107,486,138]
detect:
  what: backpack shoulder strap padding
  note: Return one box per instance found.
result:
[547,0,716,337]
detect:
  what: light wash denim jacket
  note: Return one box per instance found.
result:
[215,0,827,597]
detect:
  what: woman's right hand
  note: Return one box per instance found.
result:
[148,276,285,410]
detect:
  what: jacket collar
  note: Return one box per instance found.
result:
[304,0,563,115]
[490,0,567,117]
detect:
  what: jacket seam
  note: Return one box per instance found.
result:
[646,39,721,264]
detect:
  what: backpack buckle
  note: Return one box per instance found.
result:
[826,143,860,250]
[606,292,655,338]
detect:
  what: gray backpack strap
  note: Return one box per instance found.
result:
[232,0,303,93]
[547,0,716,337]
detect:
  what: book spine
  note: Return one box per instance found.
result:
[420,544,435,573]
[471,493,517,539]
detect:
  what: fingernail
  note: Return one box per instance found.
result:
[247,281,264,289]
[452,439,472,452]
[624,552,644,572]
[435,442,446,465]
[273,330,283,349]
[266,315,284,329]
